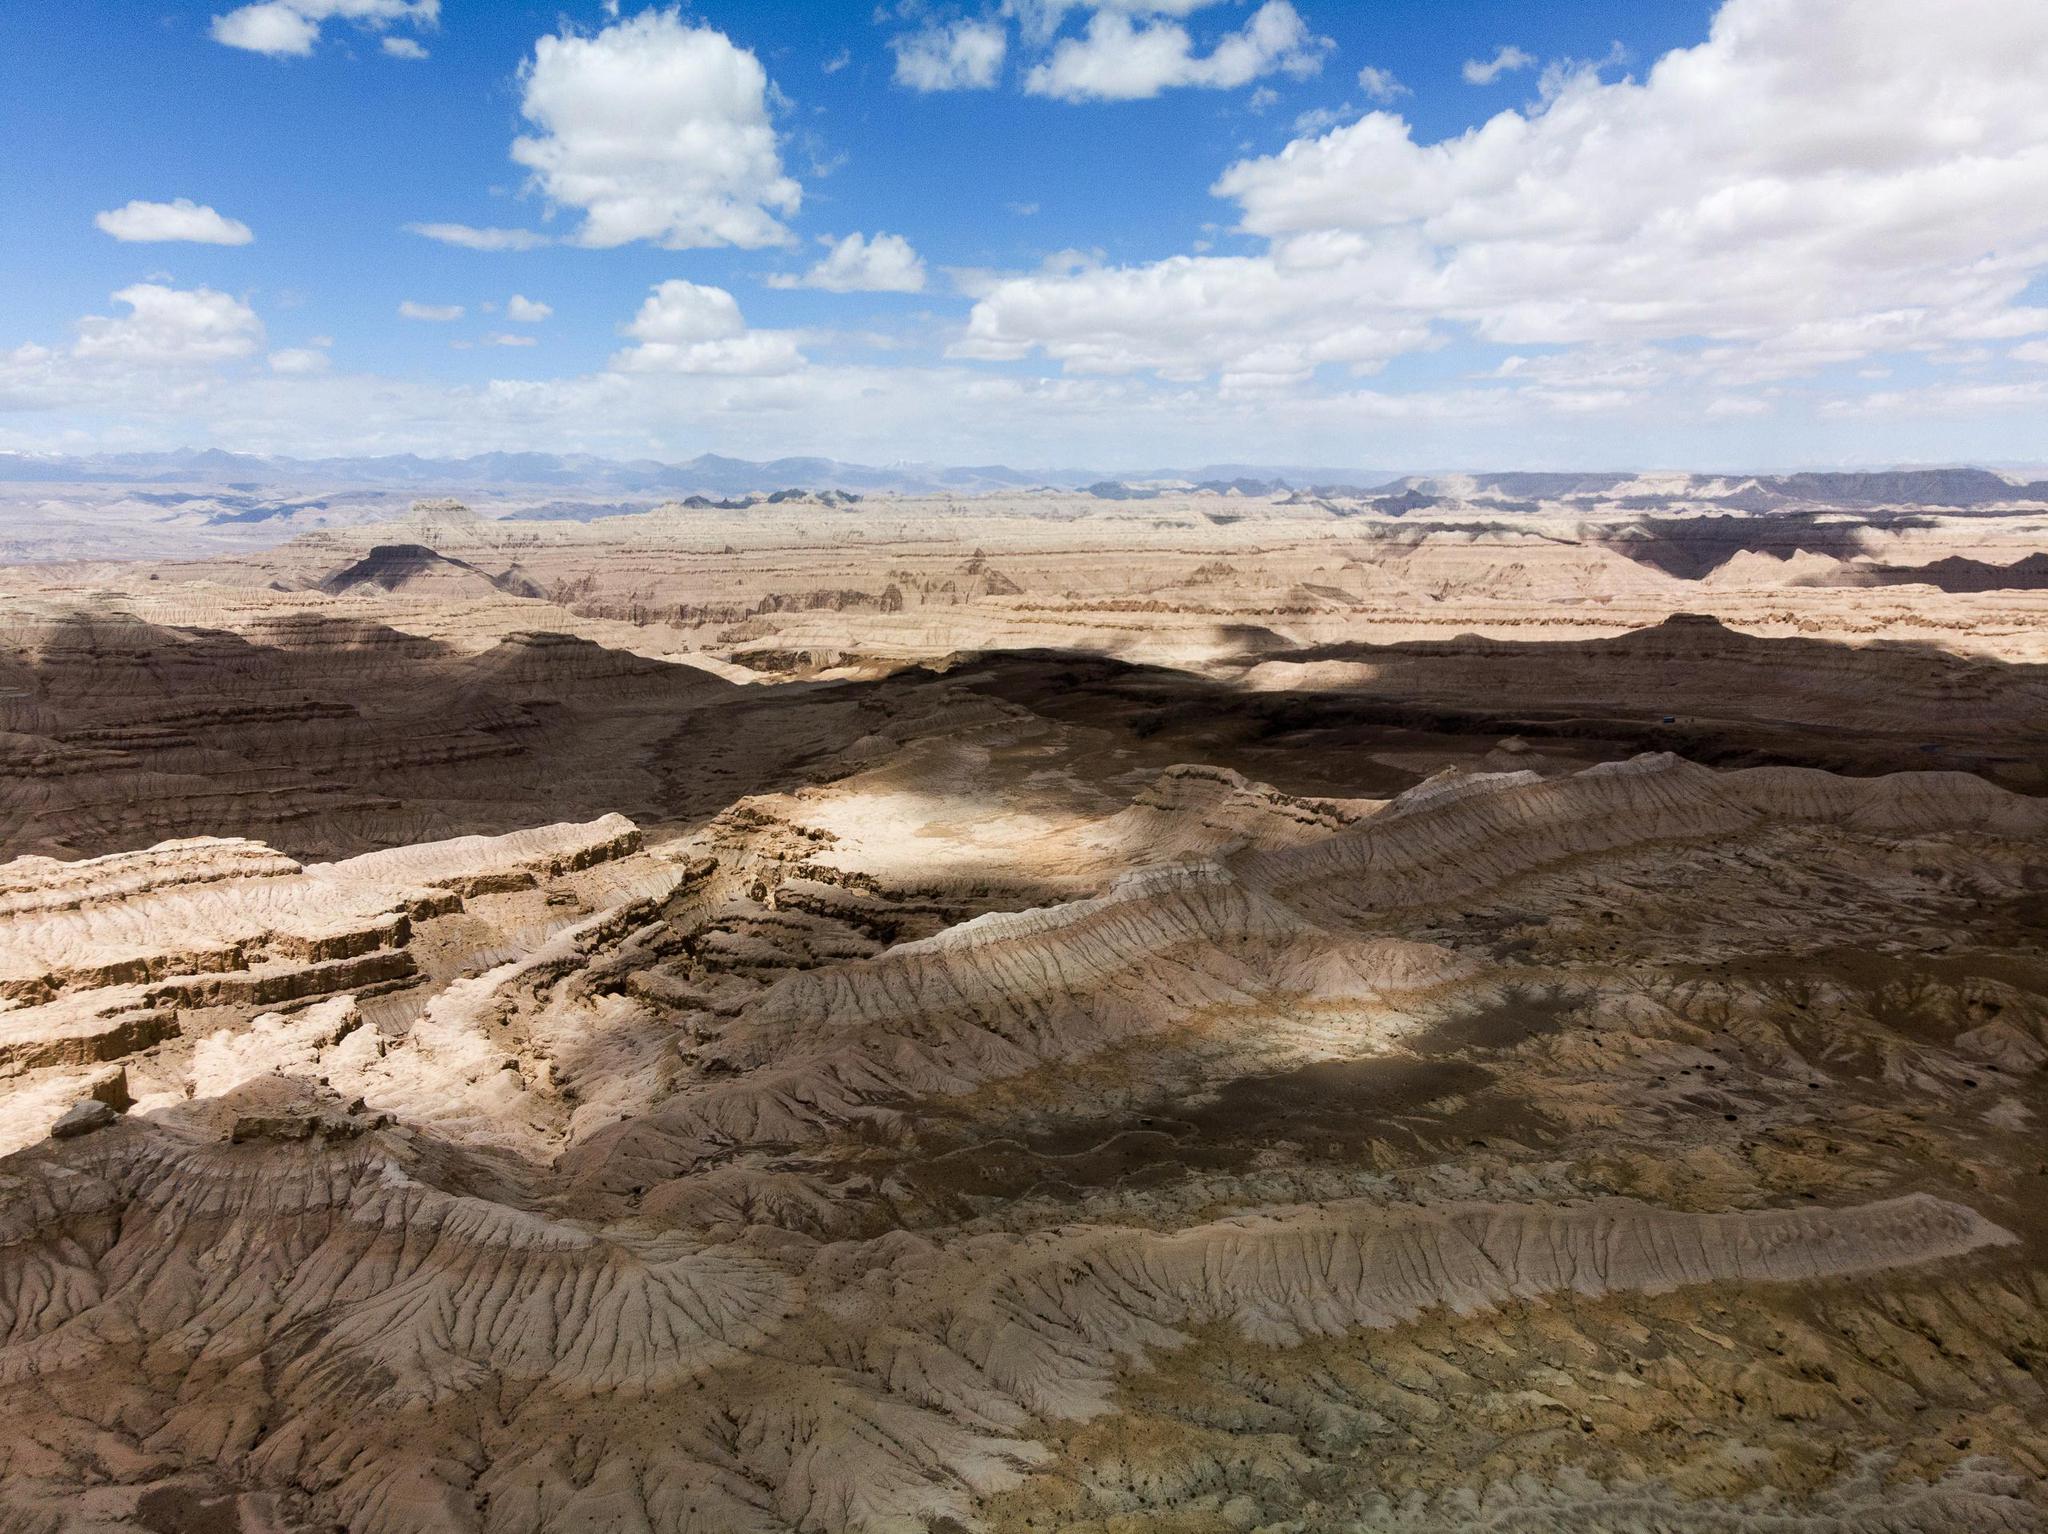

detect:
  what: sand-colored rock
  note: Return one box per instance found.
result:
[1,493,2045,1532]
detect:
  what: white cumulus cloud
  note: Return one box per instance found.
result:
[961,0,2048,398]
[1007,1,1226,48]
[505,295,553,323]
[1356,64,1407,103]
[404,222,551,251]
[955,252,1430,379]
[398,301,464,321]
[892,18,1008,91]
[769,232,927,293]
[1461,44,1535,85]
[1023,0,1328,102]
[74,284,265,365]
[209,0,437,58]
[512,10,800,250]
[268,347,331,374]
[95,199,254,245]
[610,280,805,374]
[211,3,318,54]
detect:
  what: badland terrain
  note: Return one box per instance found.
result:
[1,465,2046,1534]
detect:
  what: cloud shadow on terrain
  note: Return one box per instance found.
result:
[8,608,2045,866]
[952,615,2047,794]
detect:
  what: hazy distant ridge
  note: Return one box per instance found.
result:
[0,448,1396,496]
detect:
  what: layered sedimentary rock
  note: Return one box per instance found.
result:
[3,739,2044,1532]
[0,814,654,1154]
[1,494,2046,1533]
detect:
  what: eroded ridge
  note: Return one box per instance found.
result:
[1,625,2046,1531]
[0,1097,2014,1533]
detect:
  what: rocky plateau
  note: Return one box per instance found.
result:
[0,478,2044,1534]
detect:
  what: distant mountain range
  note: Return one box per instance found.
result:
[3,449,2046,512]
[0,448,1400,497]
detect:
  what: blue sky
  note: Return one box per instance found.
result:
[2,0,2046,469]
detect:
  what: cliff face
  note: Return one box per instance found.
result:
[2,503,2047,1533]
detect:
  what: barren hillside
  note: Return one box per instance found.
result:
[1,489,2045,1534]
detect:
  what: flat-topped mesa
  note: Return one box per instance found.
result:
[318,542,531,599]
[409,497,481,524]
[1,845,417,1009]
[310,812,643,895]
[0,813,644,1012]
[0,989,181,1076]
[0,837,300,921]
[454,630,706,697]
